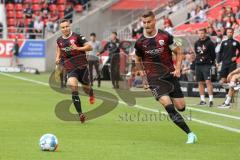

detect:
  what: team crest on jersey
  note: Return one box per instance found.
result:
[159,40,165,46]
[233,42,237,46]
[224,42,228,46]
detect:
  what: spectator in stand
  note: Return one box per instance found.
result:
[16,19,24,33]
[46,10,59,33]
[163,15,173,27]
[231,16,239,31]
[224,16,232,28]
[47,0,57,4]
[41,2,50,15]
[14,0,23,3]
[225,6,235,18]
[27,19,36,39]
[195,5,206,23]
[64,3,74,23]
[214,15,225,30]
[219,27,226,36]
[23,3,33,19]
[5,0,14,3]
[202,0,210,10]
[219,7,227,18]
[33,16,44,38]
[207,26,217,36]
[236,6,240,19]
[165,1,178,15]
[164,22,174,34]
[0,22,3,38]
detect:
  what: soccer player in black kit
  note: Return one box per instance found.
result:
[134,11,197,143]
[217,28,240,108]
[55,19,94,123]
[218,28,240,83]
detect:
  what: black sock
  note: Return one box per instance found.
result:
[89,88,93,97]
[72,91,82,114]
[165,104,191,134]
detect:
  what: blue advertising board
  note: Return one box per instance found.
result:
[18,40,45,58]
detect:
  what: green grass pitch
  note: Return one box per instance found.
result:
[0,73,240,160]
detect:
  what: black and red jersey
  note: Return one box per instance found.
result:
[57,32,88,72]
[134,29,175,77]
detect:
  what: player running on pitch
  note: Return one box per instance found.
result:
[56,19,94,123]
[134,11,197,143]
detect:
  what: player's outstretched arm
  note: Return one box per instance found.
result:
[71,43,92,52]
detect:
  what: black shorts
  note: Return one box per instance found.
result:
[67,67,90,85]
[148,75,184,101]
[220,63,237,78]
[195,64,212,81]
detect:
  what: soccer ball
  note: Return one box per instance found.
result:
[39,134,58,151]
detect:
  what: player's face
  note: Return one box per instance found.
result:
[226,29,233,38]
[111,34,117,41]
[142,16,156,34]
[90,35,96,41]
[60,22,71,37]
[198,30,206,40]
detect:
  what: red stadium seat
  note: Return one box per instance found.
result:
[6,3,14,11]
[7,18,15,26]
[8,34,16,39]
[58,5,65,12]
[32,0,40,3]
[15,4,23,11]
[32,4,42,12]
[59,12,65,18]
[7,11,15,18]
[8,33,25,39]
[57,0,67,4]
[17,34,25,39]
[74,5,83,13]
[49,4,57,11]
[25,18,33,26]
[16,11,24,19]
[7,27,17,33]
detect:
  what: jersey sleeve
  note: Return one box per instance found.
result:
[166,32,178,50]
[167,32,174,45]
[134,41,143,58]
[77,34,88,46]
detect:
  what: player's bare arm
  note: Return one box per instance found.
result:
[71,43,92,52]
[55,45,61,65]
[171,46,183,78]
[135,55,148,89]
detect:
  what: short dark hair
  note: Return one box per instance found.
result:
[112,32,117,36]
[142,11,155,18]
[90,32,96,37]
[59,19,70,24]
[198,28,207,33]
[226,27,234,32]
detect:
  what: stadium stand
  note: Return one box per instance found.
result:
[3,0,91,39]
[175,0,240,41]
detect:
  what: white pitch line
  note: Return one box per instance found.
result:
[1,72,240,134]
[186,107,240,120]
